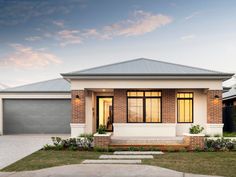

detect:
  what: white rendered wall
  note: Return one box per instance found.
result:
[113,123,176,137]
[85,94,93,134]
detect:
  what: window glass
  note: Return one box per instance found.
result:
[177,92,193,123]
[146,98,161,122]
[145,91,161,97]
[127,91,143,97]
[128,98,143,122]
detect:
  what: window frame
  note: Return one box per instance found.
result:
[177,92,194,123]
[126,90,162,123]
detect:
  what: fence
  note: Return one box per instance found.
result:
[223,106,236,132]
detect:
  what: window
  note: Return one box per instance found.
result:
[177,92,193,123]
[127,91,161,123]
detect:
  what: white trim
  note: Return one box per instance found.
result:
[70,123,86,137]
[183,133,205,137]
[94,132,112,137]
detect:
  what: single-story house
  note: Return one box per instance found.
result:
[0,58,233,137]
[223,84,236,106]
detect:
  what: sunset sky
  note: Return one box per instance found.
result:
[0,0,236,87]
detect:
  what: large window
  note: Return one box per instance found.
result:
[127,91,161,123]
[177,92,193,123]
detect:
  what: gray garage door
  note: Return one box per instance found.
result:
[3,99,71,134]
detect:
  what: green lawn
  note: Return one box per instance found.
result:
[1,150,111,172]
[143,152,236,177]
[224,132,236,137]
[1,150,236,177]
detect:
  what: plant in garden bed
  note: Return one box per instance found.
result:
[189,124,204,134]
[205,138,236,151]
[43,134,94,151]
[97,125,106,134]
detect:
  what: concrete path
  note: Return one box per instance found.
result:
[0,164,222,177]
[82,160,142,164]
[0,134,69,169]
[114,151,164,155]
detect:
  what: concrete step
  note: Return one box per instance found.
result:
[99,155,153,159]
[113,151,164,155]
[82,159,142,164]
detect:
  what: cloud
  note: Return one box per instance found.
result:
[57,30,82,46]
[0,44,61,68]
[185,12,200,20]
[103,10,172,38]
[54,10,172,46]
[53,20,65,27]
[25,36,41,41]
[181,34,196,41]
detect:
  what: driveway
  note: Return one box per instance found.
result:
[0,164,222,177]
[0,134,69,170]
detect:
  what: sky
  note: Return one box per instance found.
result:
[0,0,236,87]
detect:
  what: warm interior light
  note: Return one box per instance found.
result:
[75,95,80,100]
[213,95,220,104]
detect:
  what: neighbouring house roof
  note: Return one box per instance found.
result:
[0,78,70,93]
[61,58,233,80]
[223,84,236,100]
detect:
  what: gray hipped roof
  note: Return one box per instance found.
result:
[223,84,236,100]
[0,78,70,93]
[62,58,231,76]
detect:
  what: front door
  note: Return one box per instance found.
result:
[97,97,113,131]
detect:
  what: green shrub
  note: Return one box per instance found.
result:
[189,125,204,134]
[205,138,235,151]
[214,134,221,137]
[97,125,106,134]
[194,147,202,152]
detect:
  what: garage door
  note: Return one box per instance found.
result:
[3,99,71,134]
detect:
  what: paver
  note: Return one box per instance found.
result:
[82,160,142,164]
[99,155,153,159]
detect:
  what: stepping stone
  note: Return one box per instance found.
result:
[99,155,153,159]
[114,151,164,155]
[82,159,142,164]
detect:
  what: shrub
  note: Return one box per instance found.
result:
[44,135,94,151]
[205,138,236,151]
[97,125,106,134]
[214,134,221,137]
[189,125,204,134]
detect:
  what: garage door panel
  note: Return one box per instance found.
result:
[3,99,71,134]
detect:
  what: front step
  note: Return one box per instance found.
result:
[114,151,164,155]
[99,155,153,159]
[110,136,184,145]
[82,159,142,164]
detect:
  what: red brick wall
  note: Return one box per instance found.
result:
[71,90,85,123]
[207,90,222,124]
[162,89,176,123]
[94,134,111,148]
[184,135,205,150]
[113,89,127,123]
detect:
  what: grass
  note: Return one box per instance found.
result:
[1,150,236,177]
[1,150,111,172]
[224,132,236,137]
[143,152,236,177]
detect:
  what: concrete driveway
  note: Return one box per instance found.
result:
[0,134,69,170]
[0,164,222,177]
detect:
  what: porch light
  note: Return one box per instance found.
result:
[75,95,80,100]
[213,95,220,104]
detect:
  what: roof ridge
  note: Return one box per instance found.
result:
[141,58,223,74]
[63,58,144,74]
[2,78,63,91]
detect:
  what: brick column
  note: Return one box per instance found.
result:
[207,90,222,124]
[114,89,127,123]
[184,135,205,151]
[162,89,176,123]
[93,133,112,149]
[71,90,85,123]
